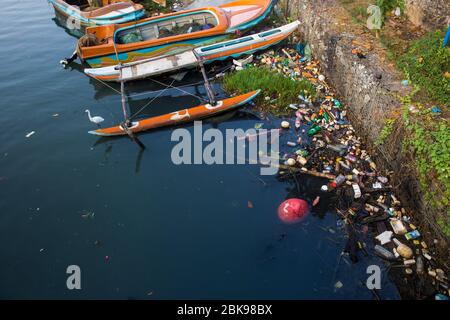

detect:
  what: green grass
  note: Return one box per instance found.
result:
[376,118,395,145]
[140,0,174,13]
[223,66,316,115]
[376,0,405,23]
[397,30,450,106]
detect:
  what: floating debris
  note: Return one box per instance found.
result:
[80,211,95,219]
[249,45,449,299]
[334,281,343,290]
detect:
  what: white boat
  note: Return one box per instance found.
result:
[84,21,300,82]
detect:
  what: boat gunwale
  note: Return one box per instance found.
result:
[112,9,223,43]
[49,0,145,25]
[80,8,230,60]
[80,0,275,61]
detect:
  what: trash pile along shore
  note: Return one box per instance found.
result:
[221,43,449,299]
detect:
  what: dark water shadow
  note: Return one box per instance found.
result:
[52,12,85,39]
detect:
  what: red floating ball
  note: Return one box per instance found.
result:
[278,198,309,223]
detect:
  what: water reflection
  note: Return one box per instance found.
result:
[52,10,85,39]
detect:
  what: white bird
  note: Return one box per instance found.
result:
[85,109,104,127]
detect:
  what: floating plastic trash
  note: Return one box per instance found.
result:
[278,198,309,223]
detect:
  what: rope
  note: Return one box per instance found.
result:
[129,79,176,120]
[148,77,208,102]
[89,74,219,99]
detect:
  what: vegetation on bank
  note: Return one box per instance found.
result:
[375,118,395,145]
[397,31,450,106]
[139,0,175,13]
[378,92,450,236]
[376,0,404,23]
[390,31,449,233]
[223,66,316,115]
[402,106,450,236]
[341,0,405,25]
[339,0,449,235]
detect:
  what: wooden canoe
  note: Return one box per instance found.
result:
[89,90,261,136]
[49,0,145,27]
[78,0,276,67]
[84,21,301,82]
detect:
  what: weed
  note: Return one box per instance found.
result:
[223,66,316,116]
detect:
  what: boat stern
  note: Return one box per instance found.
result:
[220,0,276,32]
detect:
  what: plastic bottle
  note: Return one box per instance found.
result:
[326,144,347,155]
[416,255,424,274]
[374,245,396,261]
[334,174,346,187]
[307,124,321,136]
[393,239,413,259]
[326,175,345,191]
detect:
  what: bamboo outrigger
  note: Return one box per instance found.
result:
[89,90,261,137]
[90,54,261,145]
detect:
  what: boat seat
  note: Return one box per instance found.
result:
[115,11,218,43]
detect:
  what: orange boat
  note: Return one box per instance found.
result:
[77,0,275,67]
[49,0,145,27]
[89,90,261,136]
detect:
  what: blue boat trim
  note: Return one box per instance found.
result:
[200,32,292,62]
[199,37,254,52]
[113,10,217,42]
[87,35,231,67]
[259,29,281,37]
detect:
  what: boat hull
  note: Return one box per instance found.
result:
[79,0,275,67]
[84,21,300,82]
[49,0,146,27]
[89,90,261,136]
[86,34,232,68]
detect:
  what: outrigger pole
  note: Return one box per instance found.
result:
[193,51,216,106]
[118,63,146,150]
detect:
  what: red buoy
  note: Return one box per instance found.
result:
[278,198,309,223]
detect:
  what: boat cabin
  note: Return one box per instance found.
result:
[115,11,219,44]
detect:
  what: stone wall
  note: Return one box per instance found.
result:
[405,0,450,31]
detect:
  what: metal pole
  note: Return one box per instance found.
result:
[193,51,216,106]
[118,63,146,150]
[119,64,130,120]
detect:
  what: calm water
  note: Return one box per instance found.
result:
[0,0,400,299]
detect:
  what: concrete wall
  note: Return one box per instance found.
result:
[405,0,450,31]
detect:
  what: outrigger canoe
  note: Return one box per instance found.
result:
[89,90,261,136]
[84,21,301,82]
[48,0,145,27]
[77,0,276,67]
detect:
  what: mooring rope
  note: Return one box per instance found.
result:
[90,74,216,99]
[129,78,176,120]
[148,77,208,102]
